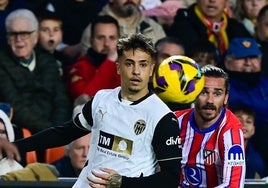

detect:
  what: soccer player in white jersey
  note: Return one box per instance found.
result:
[0,34,182,188]
[175,65,245,187]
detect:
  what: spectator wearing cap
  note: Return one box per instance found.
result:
[223,37,268,173]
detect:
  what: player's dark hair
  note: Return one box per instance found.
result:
[117,33,156,59]
[201,65,229,92]
[91,15,120,37]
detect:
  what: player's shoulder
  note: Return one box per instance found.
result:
[174,108,192,118]
[222,108,243,130]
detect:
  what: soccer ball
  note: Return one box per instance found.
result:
[152,55,205,104]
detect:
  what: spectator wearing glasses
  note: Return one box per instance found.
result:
[0,9,72,162]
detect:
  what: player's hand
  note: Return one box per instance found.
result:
[88,168,122,188]
[0,138,21,162]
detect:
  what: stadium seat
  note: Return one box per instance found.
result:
[22,128,38,164]
[45,146,65,164]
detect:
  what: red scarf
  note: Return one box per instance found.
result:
[195,5,229,54]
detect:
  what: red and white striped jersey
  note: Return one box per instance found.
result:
[175,108,245,188]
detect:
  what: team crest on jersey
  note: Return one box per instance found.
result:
[227,145,245,166]
[134,120,146,135]
[203,149,216,165]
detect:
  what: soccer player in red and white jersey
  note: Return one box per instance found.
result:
[175,65,245,187]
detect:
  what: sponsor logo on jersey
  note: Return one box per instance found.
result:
[98,130,133,156]
[98,109,107,121]
[203,149,216,165]
[166,136,181,146]
[227,145,245,166]
[134,120,146,135]
[183,166,202,186]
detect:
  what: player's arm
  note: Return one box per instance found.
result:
[216,126,245,188]
[119,112,182,188]
[14,100,95,154]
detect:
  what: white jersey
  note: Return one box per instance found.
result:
[73,87,173,187]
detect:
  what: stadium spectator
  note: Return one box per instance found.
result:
[234,0,267,36]
[155,36,185,66]
[80,0,166,55]
[175,65,245,187]
[0,33,182,188]
[37,10,76,78]
[223,37,268,173]
[255,4,268,77]
[231,104,267,179]
[142,0,186,33]
[53,133,91,177]
[0,9,72,161]
[187,40,218,67]
[0,109,23,176]
[169,0,251,59]
[0,0,29,50]
[39,0,105,59]
[66,15,121,102]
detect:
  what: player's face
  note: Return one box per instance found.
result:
[38,20,62,53]
[234,111,255,140]
[117,49,154,101]
[194,76,228,127]
[69,134,91,172]
[7,18,38,59]
[197,0,227,22]
[91,23,119,55]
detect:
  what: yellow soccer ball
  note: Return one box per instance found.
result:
[152,55,205,104]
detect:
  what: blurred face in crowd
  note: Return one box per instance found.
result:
[256,10,268,42]
[0,0,8,10]
[234,111,255,140]
[90,23,119,55]
[192,52,217,67]
[156,43,185,65]
[117,49,154,101]
[0,120,7,140]
[38,19,62,53]
[243,0,267,19]
[110,0,141,17]
[224,56,261,72]
[7,18,38,59]
[194,76,228,129]
[197,0,227,22]
[68,133,91,175]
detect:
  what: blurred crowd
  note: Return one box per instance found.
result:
[0,0,268,182]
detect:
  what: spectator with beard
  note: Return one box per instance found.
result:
[223,37,268,173]
[80,0,166,55]
[66,15,121,103]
